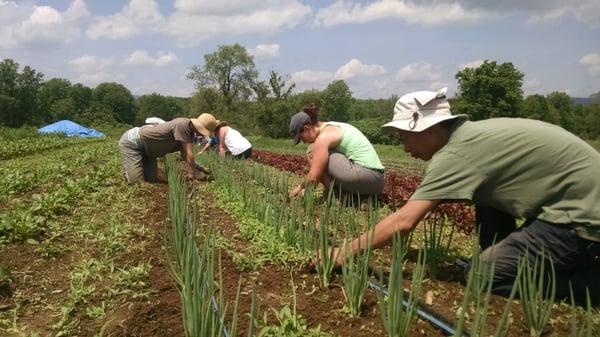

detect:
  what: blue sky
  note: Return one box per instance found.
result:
[1,0,598,99]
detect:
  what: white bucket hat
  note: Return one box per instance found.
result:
[382,87,466,132]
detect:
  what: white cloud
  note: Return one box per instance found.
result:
[68,55,122,86]
[315,0,486,27]
[314,1,600,28]
[455,0,600,27]
[248,44,280,59]
[524,78,541,94]
[395,61,441,82]
[175,0,277,16]
[429,81,448,91]
[0,0,88,49]
[459,59,484,70]
[580,53,600,76]
[69,55,111,71]
[122,50,179,67]
[86,0,164,40]
[64,0,90,21]
[165,1,311,46]
[334,59,386,80]
[291,70,333,84]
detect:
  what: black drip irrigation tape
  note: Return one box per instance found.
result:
[367,280,469,337]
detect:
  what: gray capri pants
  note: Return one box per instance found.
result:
[308,145,384,196]
[118,128,158,183]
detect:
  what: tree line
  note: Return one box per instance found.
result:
[1,46,599,142]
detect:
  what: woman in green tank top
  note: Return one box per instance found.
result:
[288,103,385,199]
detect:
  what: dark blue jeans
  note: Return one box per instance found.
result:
[476,205,600,305]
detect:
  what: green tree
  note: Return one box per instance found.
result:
[321,80,352,122]
[0,59,19,98]
[0,94,18,127]
[39,78,72,120]
[69,83,92,118]
[0,59,21,126]
[189,87,224,116]
[0,59,44,126]
[187,44,258,109]
[137,93,183,123]
[92,82,136,124]
[348,97,395,121]
[546,91,576,132]
[268,70,295,99]
[522,94,559,124]
[453,60,524,120]
[17,65,44,124]
[49,98,77,121]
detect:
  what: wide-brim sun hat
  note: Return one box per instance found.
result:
[192,113,220,137]
[382,87,466,132]
[289,111,311,145]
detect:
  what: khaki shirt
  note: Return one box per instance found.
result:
[411,118,600,242]
[139,118,194,158]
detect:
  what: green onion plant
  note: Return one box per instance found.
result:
[517,249,556,337]
[377,233,426,337]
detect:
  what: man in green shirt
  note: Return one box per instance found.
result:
[337,88,600,304]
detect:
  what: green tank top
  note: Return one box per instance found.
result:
[322,121,384,170]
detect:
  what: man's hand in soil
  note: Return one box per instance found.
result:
[288,184,305,199]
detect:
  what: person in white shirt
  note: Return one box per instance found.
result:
[195,114,252,159]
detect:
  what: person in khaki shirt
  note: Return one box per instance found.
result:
[335,88,600,305]
[118,113,217,183]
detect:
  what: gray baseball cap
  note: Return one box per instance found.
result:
[289,111,311,145]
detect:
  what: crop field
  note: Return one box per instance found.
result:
[1,130,599,337]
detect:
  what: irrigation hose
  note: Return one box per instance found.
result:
[209,294,230,337]
[367,280,468,337]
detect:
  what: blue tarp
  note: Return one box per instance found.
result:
[38,120,105,138]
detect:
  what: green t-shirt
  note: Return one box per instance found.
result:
[411,118,600,242]
[323,121,385,170]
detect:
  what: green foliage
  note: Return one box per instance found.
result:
[341,208,373,317]
[319,80,352,122]
[352,117,399,145]
[255,98,297,138]
[92,82,136,124]
[136,93,184,123]
[377,234,426,337]
[422,214,455,279]
[257,278,333,337]
[348,96,395,121]
[0,58,44,127]
[453,60,524,120]
[569,288,596,337]
[268,70,295,99]
[187,44,258,109]
[517,250,556,337]
[321,80,352,122]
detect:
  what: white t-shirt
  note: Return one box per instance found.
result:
[223,127,251,155]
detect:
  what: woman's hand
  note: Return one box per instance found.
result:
[288,184,305,199]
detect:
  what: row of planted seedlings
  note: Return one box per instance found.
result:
[0,140,120,243]
[200,152,455,335]
[199,152,599,337]
[165,156,257,337]
[0,139,117,203]
[0,131,103,160]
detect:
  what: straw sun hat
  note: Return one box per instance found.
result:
[191,113,222,137]
[383,87,466,132]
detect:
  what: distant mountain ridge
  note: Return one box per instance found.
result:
[572,97,594,105]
